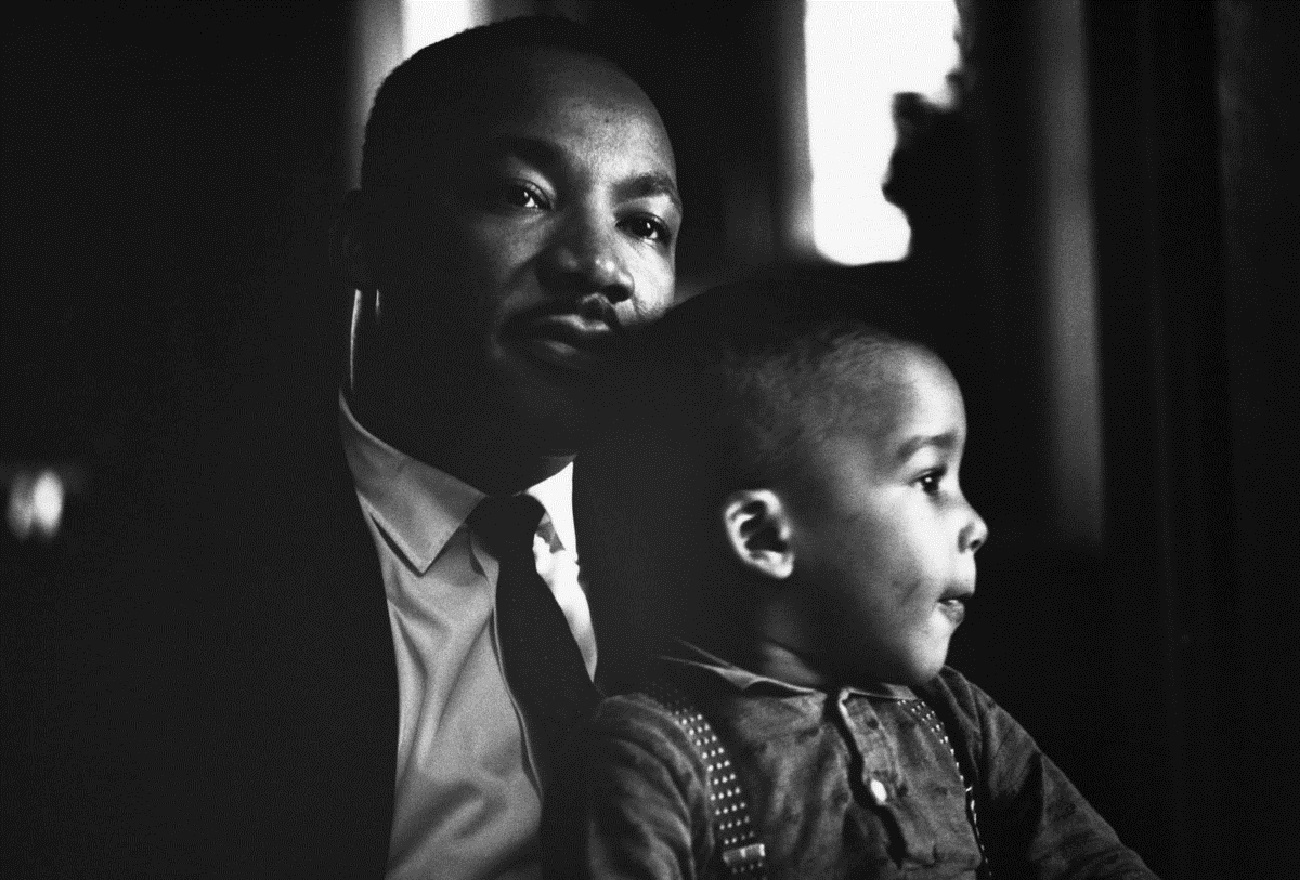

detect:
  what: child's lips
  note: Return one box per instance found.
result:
[937,584,972,627]
[937,598,966,627]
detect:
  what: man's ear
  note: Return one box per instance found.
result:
[336,190,381,391]
[721,489,795,581]
[335,189,376,292]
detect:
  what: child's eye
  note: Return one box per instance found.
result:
[917,468,946,495]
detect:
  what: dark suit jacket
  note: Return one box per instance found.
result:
[8,383,396,877]
[9,376,642,878]
[187,410,399,877]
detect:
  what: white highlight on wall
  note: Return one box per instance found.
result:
[349,1,493,187]
[804,0,960,264]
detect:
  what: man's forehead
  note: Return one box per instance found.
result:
[511,46,641,94]
[439,50,676,182]
[464,48,665,138]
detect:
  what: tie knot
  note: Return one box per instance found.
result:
[468,494,546,560]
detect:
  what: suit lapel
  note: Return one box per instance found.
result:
[294,429,400,873]
[231,411,400,875]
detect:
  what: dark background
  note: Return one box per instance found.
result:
[5,2,1297,877]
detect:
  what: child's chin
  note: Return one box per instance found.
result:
[896,653,949,687]
[857,659,945,689]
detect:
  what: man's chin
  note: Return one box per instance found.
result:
[499,382,592,454]
[485,348,616,452]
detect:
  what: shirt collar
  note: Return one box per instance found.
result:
[526,462,575,555]
[338,392,577,573]
[661,640,915,701]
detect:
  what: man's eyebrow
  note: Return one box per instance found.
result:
[896,430,961,461]
[485,134,565,167]
[485,135,682,214]
[615,172,682,214]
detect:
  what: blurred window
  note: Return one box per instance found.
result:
[804,0,959,264]
[7,468,67,542]
[401,0,486,57]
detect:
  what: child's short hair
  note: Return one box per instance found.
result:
[583,271,940,678]
[627,272,935,496]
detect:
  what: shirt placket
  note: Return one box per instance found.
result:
[834,690,903,814]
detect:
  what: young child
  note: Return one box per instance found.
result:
[543,276,1157,879]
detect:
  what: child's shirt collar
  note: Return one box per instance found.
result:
[660,639,916,701]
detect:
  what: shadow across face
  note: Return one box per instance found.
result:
[359,47,681,467]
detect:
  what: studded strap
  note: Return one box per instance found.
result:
[644,681,768,878]
[902,698,991,878]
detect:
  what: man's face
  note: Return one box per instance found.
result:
[371,48,680,453]
[783,349,988,686]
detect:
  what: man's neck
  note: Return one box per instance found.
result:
[344,385,575,495]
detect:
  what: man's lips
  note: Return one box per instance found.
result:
[506,313,616,374]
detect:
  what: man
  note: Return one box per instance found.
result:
[126,15,680,880]
[3,15,678,880]
[330,14,680,879]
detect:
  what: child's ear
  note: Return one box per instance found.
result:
[720,489,795,581]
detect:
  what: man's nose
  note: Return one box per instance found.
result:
[538,212,634,305]
[960,505,988,553]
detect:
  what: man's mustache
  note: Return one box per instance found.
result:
[578,294,626,337]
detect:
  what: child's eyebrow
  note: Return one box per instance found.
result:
[896,431,961,460]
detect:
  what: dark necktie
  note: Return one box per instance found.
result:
[468,494,601,772]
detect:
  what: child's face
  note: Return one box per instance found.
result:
[783,348,987,686]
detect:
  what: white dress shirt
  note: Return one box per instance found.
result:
[339,395,597,880]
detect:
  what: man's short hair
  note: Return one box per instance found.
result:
[360,15,631,206]
[622,271,935,497]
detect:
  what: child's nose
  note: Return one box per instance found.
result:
[960,507,988,553]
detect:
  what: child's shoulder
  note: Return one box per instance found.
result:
[918,665,998,714]
[915,666,1028,761]
[589,689,684,734]
[569,686,719,791]
[914,666,999,727]
[591,678,719,738]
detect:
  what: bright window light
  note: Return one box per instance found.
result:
[348,2,490,185]
[805,0,960,264]
[401,1,487,59]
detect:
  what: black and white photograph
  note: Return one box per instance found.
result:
[5,2,1297,877]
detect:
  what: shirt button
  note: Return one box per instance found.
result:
[868,777,889,805]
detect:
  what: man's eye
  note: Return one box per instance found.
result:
[496,182,549,210]
[620,215,671,243]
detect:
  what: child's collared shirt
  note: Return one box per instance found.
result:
[543,643,1157,879]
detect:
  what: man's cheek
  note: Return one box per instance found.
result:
[634,263,675,315]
